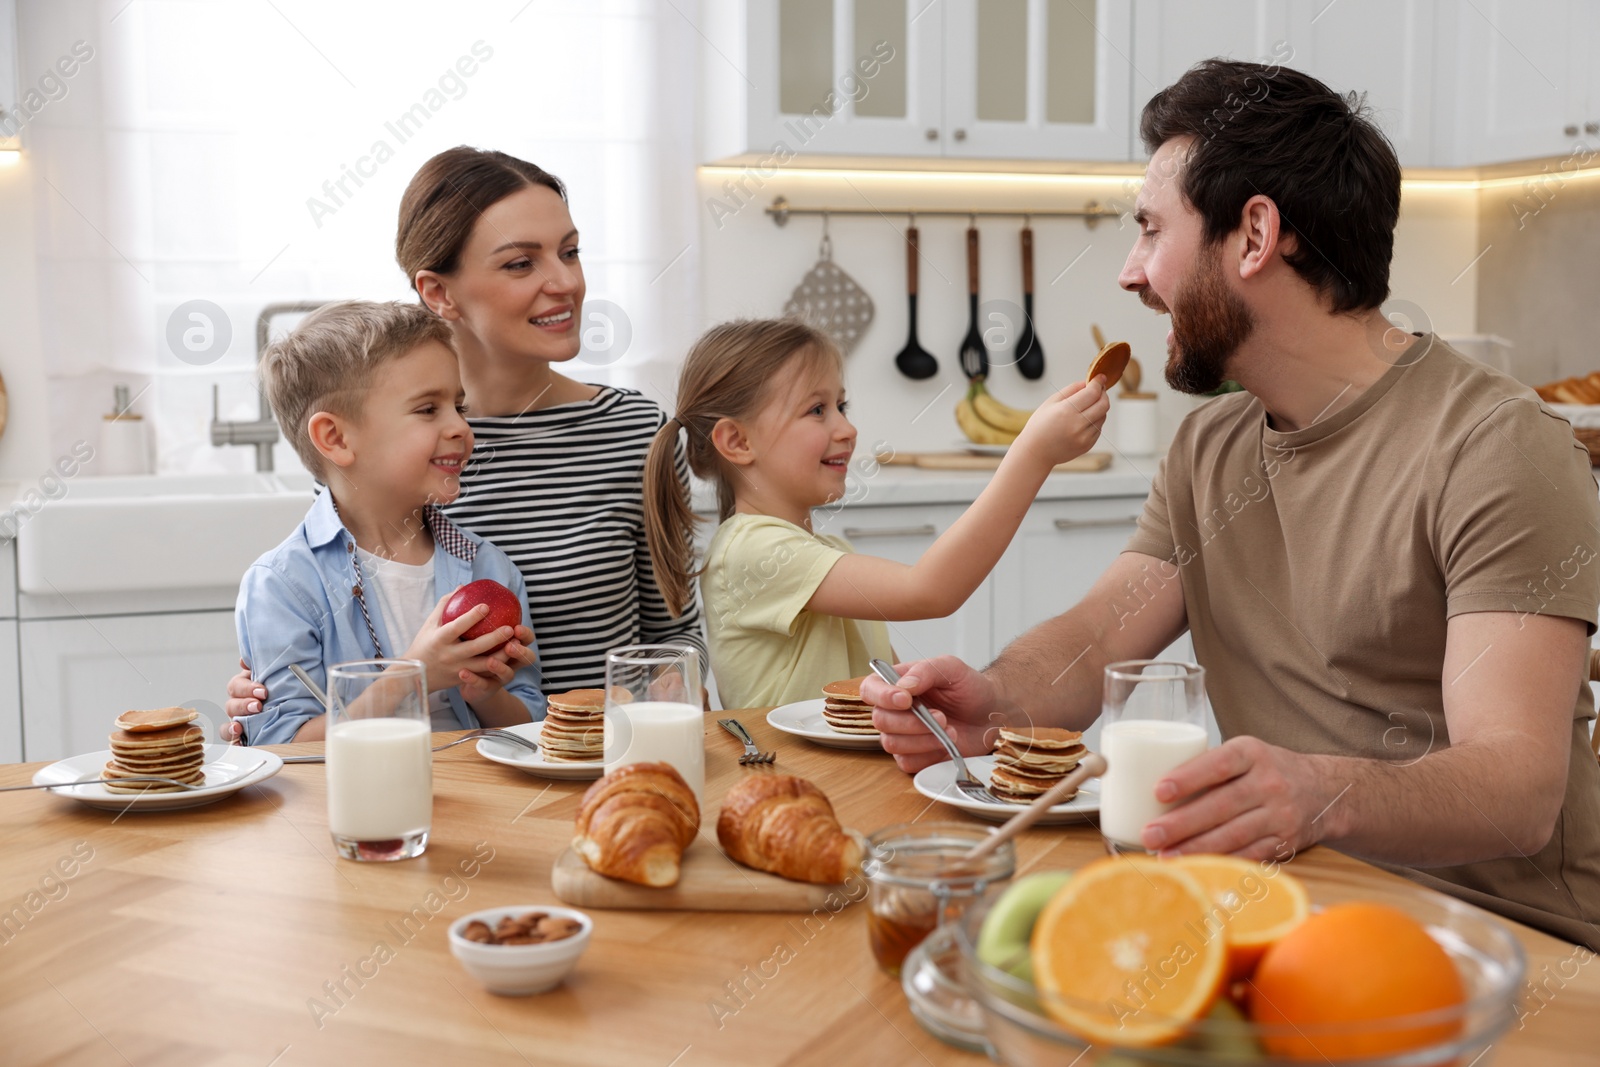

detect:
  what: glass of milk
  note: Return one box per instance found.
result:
[326,659,432,862]
[602,646,704,806]
[1098,661,1208,855]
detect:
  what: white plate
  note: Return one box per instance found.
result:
[475,721,603,780]
[913,755,1100,825]
[31,744,284,812]
[766,698,884,751]
[956,440,1008,456]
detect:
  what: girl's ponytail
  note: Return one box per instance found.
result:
[643,416,698,619]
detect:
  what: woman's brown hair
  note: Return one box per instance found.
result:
[644,319,842,618]
[396,146,566,290]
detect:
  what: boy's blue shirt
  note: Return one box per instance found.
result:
[236,491,544,744]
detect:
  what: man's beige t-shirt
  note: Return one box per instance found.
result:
[702,514,893,709]
[1124,336,1600,950]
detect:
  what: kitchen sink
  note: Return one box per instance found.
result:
[15,474,315,595]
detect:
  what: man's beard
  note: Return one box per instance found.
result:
[1141,246,1254,395]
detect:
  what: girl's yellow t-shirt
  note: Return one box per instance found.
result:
[701,513,893,709]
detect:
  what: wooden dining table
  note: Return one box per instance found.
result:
[2,713,1596,1067]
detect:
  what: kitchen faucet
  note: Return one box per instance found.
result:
[210,301,328,472]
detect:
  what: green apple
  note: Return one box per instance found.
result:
[1098,1001,1264,1066]
[975,870,1073,982]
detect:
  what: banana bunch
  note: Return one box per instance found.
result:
[956,380,1035,446]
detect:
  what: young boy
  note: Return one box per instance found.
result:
[236,300,541,743]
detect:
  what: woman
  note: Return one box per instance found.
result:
[224,147,706,733]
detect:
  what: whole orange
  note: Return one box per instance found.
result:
[1247,901,1466,1060]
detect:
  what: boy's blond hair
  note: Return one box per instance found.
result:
[260,300,454,478]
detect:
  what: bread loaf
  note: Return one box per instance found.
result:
[716,774,861,884]
[573,762,700,887]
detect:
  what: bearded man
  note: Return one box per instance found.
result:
[863,59,1600,950]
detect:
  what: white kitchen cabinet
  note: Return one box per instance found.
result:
[0,0,16,137]
[991,497,1142,648]
[1433,0,1586,166]
[738,0,944,156]
[0,621,20,763]
[0,537,15,618]
[1130,0,1293,136]
[20,610,237,761]
[1132,1,1434,166]
[708,0,1134,162]
[990,496,1193,661]
[941,0,1134,161]
[1280,0,1436,167]
[815,501,996,666]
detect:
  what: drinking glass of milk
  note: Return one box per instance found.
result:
[603,646,704,806]
[1098,661,1208,855]
[326,659,432,862]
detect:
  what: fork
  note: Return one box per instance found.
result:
[718,719,775,765]
[3,774,210,793]
[279,728,541,764]
[868,658,1003,805]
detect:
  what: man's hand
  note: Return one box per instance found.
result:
[1140,736,1341,860]
[861,656,1019,773]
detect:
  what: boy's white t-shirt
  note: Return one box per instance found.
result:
[356,547,460,730]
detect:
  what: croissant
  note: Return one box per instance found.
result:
[573,762,700,887]
[716,774,862,884]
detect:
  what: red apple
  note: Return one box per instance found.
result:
[442,580,522,641]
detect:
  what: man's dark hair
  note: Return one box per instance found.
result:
[1140,59,1401,314]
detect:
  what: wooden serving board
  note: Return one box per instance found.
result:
[551,844,849,912]
[911,450,1112,472]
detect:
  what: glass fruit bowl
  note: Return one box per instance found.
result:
[955,888,1525,1066]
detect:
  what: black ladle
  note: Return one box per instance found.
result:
[959,224,989,380]
[894,225,938,380]
[1016,225,1045,380]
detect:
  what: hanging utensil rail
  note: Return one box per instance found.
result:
[765,195,1118,228]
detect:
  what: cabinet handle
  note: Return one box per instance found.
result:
[1565,124,1580,137]
[1587,122,1599,136]
[925,127,939,141]
[953,128,967,142]
[843,524,938,539]
[1053,516,1141,531]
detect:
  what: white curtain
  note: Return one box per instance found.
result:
[20,0,701,473]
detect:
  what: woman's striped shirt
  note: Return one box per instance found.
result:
[445,386,707,696]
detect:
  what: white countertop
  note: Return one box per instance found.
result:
[688,453,1157,513]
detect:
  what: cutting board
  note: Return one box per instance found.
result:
[551,844,850,912]
[910,451,1112,472]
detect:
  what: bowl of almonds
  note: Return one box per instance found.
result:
[448,905,592,995]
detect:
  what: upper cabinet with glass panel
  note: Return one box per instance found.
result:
[704,0,1135,162]
[942,0,1133,160]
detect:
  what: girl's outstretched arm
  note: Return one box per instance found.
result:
[807,377,1109,621]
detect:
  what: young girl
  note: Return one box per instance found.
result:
[643,319,1110,709]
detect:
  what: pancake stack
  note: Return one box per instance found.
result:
[539,690,610,763]
[820,677,878,735]
[988,726,1087,803]
[105,708,206,793]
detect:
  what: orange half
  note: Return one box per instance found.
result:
[1173,854,1310,981]
[1031,856,1227,1047]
